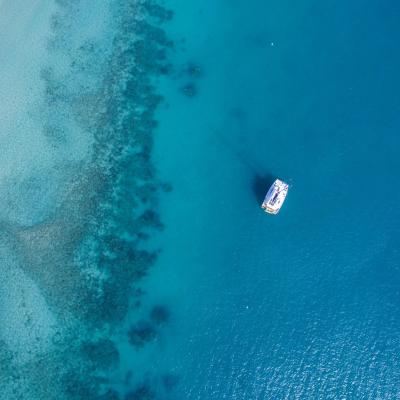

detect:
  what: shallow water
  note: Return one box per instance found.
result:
[0,1,171,398]
[1,0,400,399]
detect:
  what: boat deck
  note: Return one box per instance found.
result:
[261,179,289,214]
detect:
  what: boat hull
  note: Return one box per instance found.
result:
[261,179,289,214]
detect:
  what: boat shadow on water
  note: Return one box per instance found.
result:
[211,127,277,206]
[252,173,276,204]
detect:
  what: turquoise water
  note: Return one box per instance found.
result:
[1,0,400,399]
[149,0,400,398]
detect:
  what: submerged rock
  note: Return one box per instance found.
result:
[141,2,174,23]
[180,82,197,98]
[186,62,202,78]
[98,389,121,400]
[162,372,179,392]
[125,384,155,400]
[81,339,119,370]
[160,182,173,192]
[128,320,157,348]
[150,305,170,325]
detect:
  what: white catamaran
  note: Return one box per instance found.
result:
[261,179,289,214]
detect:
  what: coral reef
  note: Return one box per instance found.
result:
[80,339,120,370]
[98,389,121,400]
[186,63,203,78]
[150,305,170,325]
[0,0,175,399]
[180,82,197,98]
[162,372,180,393]
[128,320,158,348]
[176,60,203,97]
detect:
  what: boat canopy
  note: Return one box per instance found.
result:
[261,179,289,214]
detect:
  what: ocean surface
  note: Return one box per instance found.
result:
[0,0,400,399]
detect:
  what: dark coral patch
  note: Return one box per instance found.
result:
[98,389,121,400]
[138,210,164,231]
[125,384,155,400]
[80,339,119,370]
[160,182,173,193]
[180,82,197,98]
[162,372,179,392]
[141,2,174,24]
[150,305,170,326]
[186,62,203,78]
[128,320,157,348]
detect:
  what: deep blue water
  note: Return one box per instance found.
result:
[146,0,400,398]
[1,0,400,399]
